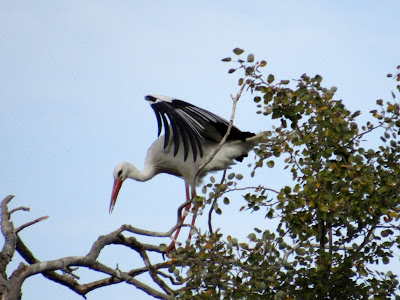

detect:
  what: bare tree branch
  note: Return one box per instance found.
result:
[9,206,29,215]
[0,195,179,300]
[139,245,175,295]
[16,216,49,234]
[1,195,17,259]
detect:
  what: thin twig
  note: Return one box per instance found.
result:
[201,84,247,234]
[355,224,377,255]
[122,223,191,239]
[16,216,49,233]
[208,170,227,233]
[193,83,247,182]
[9,206,30,215]
[225,186,280,195]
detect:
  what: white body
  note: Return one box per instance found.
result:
[114,132,262,187]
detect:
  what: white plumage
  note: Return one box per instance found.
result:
[110,95,262,251]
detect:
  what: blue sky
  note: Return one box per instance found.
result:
[1,1,399,299]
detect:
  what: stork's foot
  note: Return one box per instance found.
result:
[185,241,191,251]
[165,241,176,258]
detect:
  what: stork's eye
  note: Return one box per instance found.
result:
[117,170,123,177]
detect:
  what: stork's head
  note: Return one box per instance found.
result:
[109,162,132,213]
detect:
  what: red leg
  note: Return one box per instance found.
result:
[185,188,198,250]
[166,182,191,255]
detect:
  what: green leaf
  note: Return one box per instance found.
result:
[315,74,323,82]
[275,291,286,299]
[267,160,275,168]
[159,244,167,251]
[233,47,244,55]
[284,186,291,194]
[267,74,275,84]
[359,268,368,276]
[320,205,329,212]
[247,53,255,62]
[257,282,267,291]
[267,276,275,282]
[183,290,193,299]
[248,233,256,241]
[382,256,390,264]
[380,207,389,214]
[259,60,267,67]
[240,243,249,250]
[245,66,254,75]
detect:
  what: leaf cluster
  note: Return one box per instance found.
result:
[175,50,400,299]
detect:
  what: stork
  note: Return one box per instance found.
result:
[110,95,262,253]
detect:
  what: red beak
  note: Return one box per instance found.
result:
[109,178,123,213]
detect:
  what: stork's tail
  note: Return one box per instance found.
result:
[245,131,268,143]
[233,131,267,162]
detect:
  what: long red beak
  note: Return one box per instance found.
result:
[109,178,123,213]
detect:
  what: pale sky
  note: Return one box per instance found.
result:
[1,1,399,299]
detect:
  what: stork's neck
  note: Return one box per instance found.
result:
[125,162,156,182]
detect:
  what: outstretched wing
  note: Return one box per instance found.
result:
[145,94,254,162]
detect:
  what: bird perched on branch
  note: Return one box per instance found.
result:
[110,94,263,252]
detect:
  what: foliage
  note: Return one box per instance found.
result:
[169,49,400,299]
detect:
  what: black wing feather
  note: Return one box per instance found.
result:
[175,108,204,160]
[152,108,163,137]
[164,104,198,161]
[145,95,254,162]
[156,102,179,153]
[160,110,171,149]
[172,114,191,160]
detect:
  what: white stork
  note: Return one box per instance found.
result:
[110,95,262,252]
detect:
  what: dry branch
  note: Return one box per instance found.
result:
[0,195,179,300]
[16,216,49,234]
